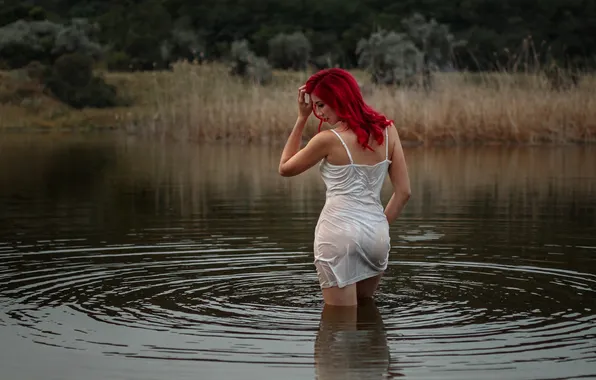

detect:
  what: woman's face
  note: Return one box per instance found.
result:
[310,94,339,125]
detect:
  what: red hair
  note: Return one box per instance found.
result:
[304,68,392,150]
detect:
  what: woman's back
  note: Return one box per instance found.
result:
[319,127,392,204]
[323,127,393,167]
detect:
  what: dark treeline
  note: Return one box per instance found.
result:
[1,0,595,72]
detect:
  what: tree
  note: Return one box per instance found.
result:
[402,13,463,72]
[356,30,423,86]
[401,13,466,87]
[229,39,272,85]
[44,52,119,108]
[267,31,311,70]
[1,0,595,72]
[0,19,102,69]
[357,13,465,88]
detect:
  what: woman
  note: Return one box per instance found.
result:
[279,68,411,306]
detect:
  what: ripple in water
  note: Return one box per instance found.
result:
[1,233,595,379]
[1,235,322,364]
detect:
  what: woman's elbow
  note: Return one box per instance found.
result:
[399,186,412,201]
[278,165,293,177]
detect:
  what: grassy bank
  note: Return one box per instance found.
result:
[1,62,595,145]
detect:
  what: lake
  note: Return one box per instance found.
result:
[0,134,595,380]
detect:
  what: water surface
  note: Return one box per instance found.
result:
[0,135,595,380]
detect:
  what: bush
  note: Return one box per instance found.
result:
[160,27,206,64]
[268,32,311,70]
[0,20,60,68]
[0,19,102,69]
[356,13,465,87]
[229,39,272,85]
[24,60,46,81]
[310,53,339,70]
[28,6,47,21]
[52,18,102,59]
[44,52,119,109]
[246,56,273,85]
[356,30,423,86]
[401,13,464,72]
[122,35,164,71]
[105,51,132,71]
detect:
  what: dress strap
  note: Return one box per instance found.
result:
[385,127,389,160]
[330,129,353,164]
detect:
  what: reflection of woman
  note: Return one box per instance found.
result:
[278,68,411,306]
[314,299,402,379]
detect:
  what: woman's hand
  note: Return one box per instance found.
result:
[297,85,312,119]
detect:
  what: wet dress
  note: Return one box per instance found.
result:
[314,128,391,288]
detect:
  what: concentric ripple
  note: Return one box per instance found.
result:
[0,235,324,363]
[1,233,595,378]
[2,140,596,379]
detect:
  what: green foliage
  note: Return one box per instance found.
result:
[96,0,173,71]
[246,56,273,85]
[267,32,311,70]
[0,20,60,68]
[28,6,47,21]
[52,18,102,58]
[1,0,595,72]
[44,52,119,108]
[229,39,272,85]
[356,30,423,86]
[105,51,131,71]
[310,52,337,70]
[357,14,466,87]
[0,3,32,26]
[229,39,252,73]
[165,26,206,63]
[401,13,465,71]
[0,19,102,69]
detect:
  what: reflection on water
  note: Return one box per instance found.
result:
[0,134,595,380]
[315,300,401,379]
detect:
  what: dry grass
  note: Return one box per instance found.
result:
[373,73,596,145]
[0,70,133,132]
[119,62,596,145]
[109,63,319,142]
[1,62,595,144]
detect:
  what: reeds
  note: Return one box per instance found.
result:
[2,61,595,145]
[124,61,596,145]
[373,73,596,145]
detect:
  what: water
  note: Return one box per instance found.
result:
[0,135,595,380]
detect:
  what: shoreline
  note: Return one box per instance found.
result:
[2,127,595,149]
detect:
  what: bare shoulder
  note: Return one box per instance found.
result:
[308,129,336,147]
[315,129,337,140]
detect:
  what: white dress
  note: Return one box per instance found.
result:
[314,128,391,288]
